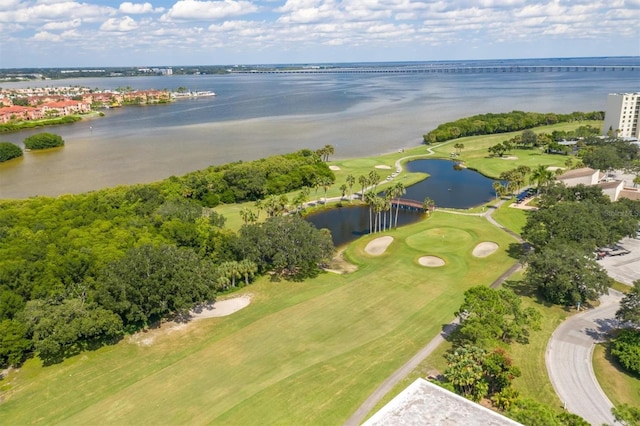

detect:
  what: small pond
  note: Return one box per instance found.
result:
[306,159,498,247]
[306,204,424,248]
[403,159,498,209]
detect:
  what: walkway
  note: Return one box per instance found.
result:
[545,290,623,426]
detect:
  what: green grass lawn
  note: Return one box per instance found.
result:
[491,197,530,235]
[0,212,518,425]
[593,344,640,409]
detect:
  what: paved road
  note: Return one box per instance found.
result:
[545,290,624,426]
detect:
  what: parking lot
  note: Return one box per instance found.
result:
[598,236,640,285]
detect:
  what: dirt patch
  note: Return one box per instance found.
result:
[329,165,341,171]
[365,236,394,256]
[375,165,392,169]
[501,156,518,160]
[472,242,499,258]
[418,256,445,267]
[324,250,358,274]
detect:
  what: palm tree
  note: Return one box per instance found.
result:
[345,174,355,202]
[368,170,380,192]
[364,191,376,234]
[380,195,391,232]
[239,259,258,286]
[358,175,368,201]
[391,182,406,229]
[293,186,310,212]
[529,164,555,194]
[423,197,435,215]
[320,176,332,203]
[239,207,257,224]
[254,199,263,220]
[492,181,504,200]
[339,183,348,200]
[323,144,335,162]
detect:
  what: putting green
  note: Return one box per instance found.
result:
[405,227,474,253]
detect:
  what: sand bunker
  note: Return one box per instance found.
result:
[128,295,252,347]
[547,166,564,171]
[501,156,518,160]
[472,242,499,258]
[329,165,341,170]
[418,256,445,267]
[191,295,252,319]
[365,236,394,256]
[375,165,392,169]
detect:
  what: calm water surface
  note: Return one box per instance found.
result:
[1,58,638,198]
[306,159,497,246]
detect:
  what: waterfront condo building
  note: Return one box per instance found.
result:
[602,92,640,139]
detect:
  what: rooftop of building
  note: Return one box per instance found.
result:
[363,378,522,426]
[557,167,599,180]
[597,180,624,189]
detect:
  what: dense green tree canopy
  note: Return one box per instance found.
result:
[616,280,640,327]
[423,110,603,143]
[455,286,541,346]
[0,142,23,162]
[610,329,640,376]
[235,216,334,280]
[96,244,218,326]
[23,132,64,150]
[524,245,612,305]
[0,149,336,367]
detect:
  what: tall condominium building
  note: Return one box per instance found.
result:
[602,92,640,138]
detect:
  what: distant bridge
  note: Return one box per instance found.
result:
[231,65,636,75]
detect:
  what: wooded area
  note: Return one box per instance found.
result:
[0,149,335,366]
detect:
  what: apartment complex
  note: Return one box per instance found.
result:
[602,92,640,138]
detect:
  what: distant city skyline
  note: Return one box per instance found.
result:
[1,0,639,68]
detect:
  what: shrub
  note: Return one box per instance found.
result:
[610,329,640,375]
[23,132,64,150]
[0,141,23,162]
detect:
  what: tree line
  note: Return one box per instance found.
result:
[423,110,604,144]
[0,150,335,367]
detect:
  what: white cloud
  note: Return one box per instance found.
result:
[42,18,82,30]
[100,16,139,32]
[0,1,115,24]
[161,0,258,21]
[119,2,162,14]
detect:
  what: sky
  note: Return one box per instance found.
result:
[1,0,639,68]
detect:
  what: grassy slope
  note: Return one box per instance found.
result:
[592,344,640,408]
[0,213,517,424]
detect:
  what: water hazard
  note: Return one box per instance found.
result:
[306,159,498,247]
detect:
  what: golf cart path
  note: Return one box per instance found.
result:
[545,290,623,426]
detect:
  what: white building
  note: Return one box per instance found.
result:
[363,378,522,426]
[602,92,640,138]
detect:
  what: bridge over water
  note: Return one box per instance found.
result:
[231,65,635,75]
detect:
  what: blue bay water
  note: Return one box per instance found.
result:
[1,58,638,198]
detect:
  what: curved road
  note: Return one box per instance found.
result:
[545,290,623,426]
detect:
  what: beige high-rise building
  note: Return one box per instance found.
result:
[602,92,640,138]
